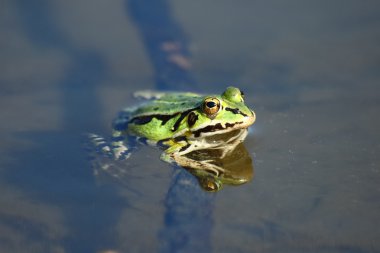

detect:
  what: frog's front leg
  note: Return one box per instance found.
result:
[160,139,225,176]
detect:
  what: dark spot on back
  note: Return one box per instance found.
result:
[129,116,153,125]
[187,111,198,127]
[171,108,197,132]
[130,114,177,125]
[129,107,199,129]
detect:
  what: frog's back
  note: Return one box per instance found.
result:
[121,92,204,141]
[130,92,202,117]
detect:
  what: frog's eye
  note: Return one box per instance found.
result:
[198,176,222,192]
[222,87,244,103]
[202,97,221,118]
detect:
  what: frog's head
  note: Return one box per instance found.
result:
[189,87,256,137]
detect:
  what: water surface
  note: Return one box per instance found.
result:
[1,1,379,252]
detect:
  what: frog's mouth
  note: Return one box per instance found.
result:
[191,114,255,138]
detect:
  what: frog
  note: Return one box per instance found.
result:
[89,86,256,190]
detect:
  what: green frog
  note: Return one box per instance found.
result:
[89,86,256,191]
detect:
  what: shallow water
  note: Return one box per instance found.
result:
[1,1,380,252]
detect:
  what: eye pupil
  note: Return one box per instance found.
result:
[206,101,216,108]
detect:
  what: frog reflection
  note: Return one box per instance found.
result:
[182,131,254,192]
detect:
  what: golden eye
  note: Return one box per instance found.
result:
[202,97,221,118]
[198,176,222,192]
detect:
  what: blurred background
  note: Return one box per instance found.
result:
[1,0,379,252]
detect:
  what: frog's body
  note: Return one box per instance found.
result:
[90,87,255,181]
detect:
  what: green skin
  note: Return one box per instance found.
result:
[98,87,256,189]
[127,88,254,140]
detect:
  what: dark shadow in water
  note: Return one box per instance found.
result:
[5,0,126,252]
[128,0,197,91]
[159,171,214,253]
[127,0,214,252]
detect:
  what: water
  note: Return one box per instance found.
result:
[1,1,380,252]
